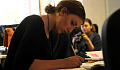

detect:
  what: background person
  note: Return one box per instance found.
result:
[73,18,102,57]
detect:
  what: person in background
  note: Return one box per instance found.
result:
[72,18,102,57]
[4,0,85,70]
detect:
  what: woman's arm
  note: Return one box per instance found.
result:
[82,34,94,51]
[29,56,84,70]
[86,38,94,51]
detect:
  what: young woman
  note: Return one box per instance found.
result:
[4,0,85,70]
[73,18,102,57]
[81,18,102,51]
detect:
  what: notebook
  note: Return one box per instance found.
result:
[85,51,103,61]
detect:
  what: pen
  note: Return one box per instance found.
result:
[71,44,77,56]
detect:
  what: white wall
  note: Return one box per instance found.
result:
[83,0,106,35]
[106,0,120,17]
[0,0,39,25]
[83,0,120,36]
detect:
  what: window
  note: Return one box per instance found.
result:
[39,0,83,15]
[0,0,83,25]
[0,0,39,25]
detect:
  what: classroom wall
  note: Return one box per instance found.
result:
[83,0,120,36]
[107,0,120,17]
[83,0,106,35]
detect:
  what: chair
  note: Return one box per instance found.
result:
[93,24,98,33]
[0,24,19,46]
[3,27,16,48]
[102,9,120,70]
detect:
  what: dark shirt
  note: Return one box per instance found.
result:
[4,15,52,70]
[50,31,74,59]
[77,32,102,56]
[90,32,102,51]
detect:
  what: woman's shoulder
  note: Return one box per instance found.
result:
[23,15,44,25]
[27,14,40,17]
[93,32,100,36]
[92,32,101,40]
[25,15,42,20]
[17,15,44,32]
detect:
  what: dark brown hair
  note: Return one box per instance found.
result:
[85,18,96,32]
[45,0,85,22]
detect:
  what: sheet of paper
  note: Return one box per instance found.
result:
[81,61,104,69]
[85,51,103,60]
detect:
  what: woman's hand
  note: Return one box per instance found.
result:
[82,34,94,51]
[63,56,84,68]
[29,56,84,70]
[82,34,90,42]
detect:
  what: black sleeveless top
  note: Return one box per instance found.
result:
[4,15,52,70]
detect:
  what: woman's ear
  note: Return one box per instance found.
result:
[59,7,68,16]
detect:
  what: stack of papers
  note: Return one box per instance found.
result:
[85,51,103,61]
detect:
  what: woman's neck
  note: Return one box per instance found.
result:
[86,31,93,36]
[41,13,56,39]
[48,14,56,31]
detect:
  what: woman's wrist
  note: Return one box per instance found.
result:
[86,38,91,42]
[86,39,94,51]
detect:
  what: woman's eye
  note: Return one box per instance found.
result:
[85,25,87,27]
[71,21,74,26]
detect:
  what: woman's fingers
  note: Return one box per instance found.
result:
[75,55,84,62]
[74,56,84,67]
[64,56,84,68]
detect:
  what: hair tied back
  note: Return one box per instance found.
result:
[45,4,55,14]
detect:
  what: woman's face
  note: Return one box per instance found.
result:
[82,21,92,34]
[55,13,83,34]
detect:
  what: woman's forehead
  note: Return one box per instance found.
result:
[84,21,90,25]
[71,14,83,24]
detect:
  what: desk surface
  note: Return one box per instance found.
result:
[0,55,7,59]
[56,50,104,70]
[55,61,104,70]
[81,61,104,70]
[0,51,104,70]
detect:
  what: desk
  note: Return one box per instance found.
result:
[0,55,7,64]
[81,61,104,70]
[0,54,7,68]
[55,61,104,70]
[56,51,104,70]
[0,55,7,59]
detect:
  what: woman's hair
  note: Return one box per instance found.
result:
[45,0,85,22]
[85,18,96,32]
